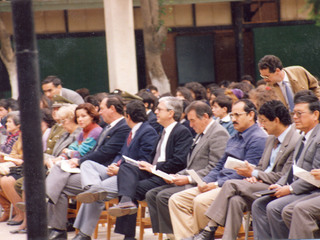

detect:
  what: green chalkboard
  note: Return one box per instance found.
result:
[253,24,320,79]
[176,34,215,85]
[37,36,109,94]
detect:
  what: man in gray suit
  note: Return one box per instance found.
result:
[196,100,300,240]
[145,101,230,237]
[42,75,84,105]
[252,93,320,240]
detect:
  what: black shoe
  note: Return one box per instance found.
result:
[72,231,91,240]
[48,228,67,240]
[193,227,216,240]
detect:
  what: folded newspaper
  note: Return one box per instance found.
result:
[123,155,175,181]
[293,165,320,188]
[60,160,81,174]
[224,156,256,170]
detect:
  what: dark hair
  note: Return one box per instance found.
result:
[259,100,292,126]
[0,99,9,110]
[241,75,254,84]
[76,88,90,99]
[212,96,232,113]
[75,103,100,124]
[176,87,194,102]
[185,82,207,100]
[235,99,258,122]
[146,84,158,92]
[256,79,266,87]
[294,90,320,114]
[136,91,157,111]
[42,76,62,87]
[41,108,56,128]
[105,95,124,115]
[185,100,213,119]
[220,80,231,88]
[6,98,19,111]
[126,100,147,123]
[84,95,100,109]
[258,55,283,73]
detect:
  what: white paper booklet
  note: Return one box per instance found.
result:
[186,169,205,186]
[151,168,175,181]
[224,156,256,170]
[3,155,21,162]
[123,155,140,167]
[293,165,320,188]
[60,160,81,174]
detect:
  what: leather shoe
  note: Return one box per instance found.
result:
[10,228,27,234]
[48,228,67,240]
[72,231,91,240]
[7,220,23,226]
[193,227,216,240]
[76,185,118,203]
[107,201,137,217]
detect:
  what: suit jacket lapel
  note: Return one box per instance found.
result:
[187,121,217,168]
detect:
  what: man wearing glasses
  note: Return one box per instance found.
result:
[168,99,267,240]
[258,55,320,111]
[252,92,320,240]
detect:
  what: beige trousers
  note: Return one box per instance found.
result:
[168,186,221,240]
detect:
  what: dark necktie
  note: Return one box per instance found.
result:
[273,138,280,149]
[152,130,166,165]
[295,136,306,163]
[283,81,294,111]
[190,133,203,155]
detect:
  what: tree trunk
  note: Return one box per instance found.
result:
[0,16,18,99]
[140,0,171,94]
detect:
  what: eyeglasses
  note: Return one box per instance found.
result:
[156,107,171,112]
[291,111,311,118]
[230,112,247,118]
[260,72,275,79]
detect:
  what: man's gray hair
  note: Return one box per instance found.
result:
[159,96,183,121]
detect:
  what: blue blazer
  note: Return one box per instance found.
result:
[79,118,130,166]
[113,121,158,164]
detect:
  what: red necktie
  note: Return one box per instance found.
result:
[127,131,132,146]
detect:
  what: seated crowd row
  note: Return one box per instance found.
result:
[0,54,320,240]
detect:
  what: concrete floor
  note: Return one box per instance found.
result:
[0,222,159,240]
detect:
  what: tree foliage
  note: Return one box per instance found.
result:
[306,0,320,25]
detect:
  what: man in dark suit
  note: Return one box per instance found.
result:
[109,96,193,240]
[197,100,300,240]
[70,100,158,240]
[145,100,229,237]
[252,93,320,240]
[46,96,130,240]
[258,55,320,111]
[42,75,84,105]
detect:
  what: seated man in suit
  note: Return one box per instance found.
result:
[252,93,320,240]
[145,100,230,238]
[258,55,320,111]
[196,100,300,240]
[168,99,268,240]
[46,96,130,240]
[109,96,193,240]
[71,100,158,240]
[42,75,84,105]
[281,169,320,239]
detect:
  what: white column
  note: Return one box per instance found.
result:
[103,0,138,93]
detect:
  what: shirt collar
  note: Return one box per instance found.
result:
[277,124,292,144]
[220,114,231,123]
[304,125,317,143]
[164,121,177,133]
[131,122,143,138]
[109,116,124,129]
[240,123,263,141]
[203,119,215,135]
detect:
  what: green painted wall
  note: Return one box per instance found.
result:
[37,35,109,94]
[253,24,320,79]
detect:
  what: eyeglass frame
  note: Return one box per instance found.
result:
[230,112,248,118]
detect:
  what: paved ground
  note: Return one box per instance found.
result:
[0,222,159,240]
